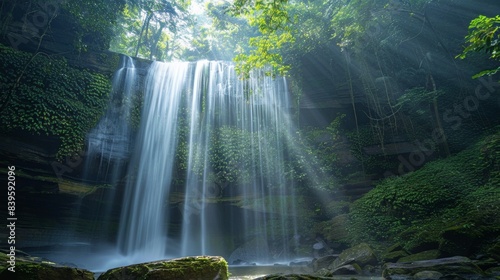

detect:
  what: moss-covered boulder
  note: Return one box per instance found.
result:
[0,252,93,280]
[383,256,484,279]
[97,256,228,280]
[381,243,410,262]
[330,243,377,269]
[383,250,409,262]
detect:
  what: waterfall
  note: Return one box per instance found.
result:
[116,60,297,264]
[76,55,138,245]
[85,55,137,183]
[117,61,189,261]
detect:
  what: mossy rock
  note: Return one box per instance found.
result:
[347,129,500,250]
[383,256,484,279]
[383,250,409,262]
[384,243,405,254]
[97,256,228,280]
[397,250,440,263]
[0,253,94,280]
[331,243,377,269]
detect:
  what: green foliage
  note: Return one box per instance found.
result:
[188,125,287,187]
[207,126,256,185]
[172,118,328,190]
[347,129,500,246]
[63,0,127,51]
[327,0,429,49]
[230,0,294,77]
[457,15,500,78]
[478,131,500,185]
[346,125,399,174]
[301,114,349,185]
[110,0,189,60]
[0,44,110,159]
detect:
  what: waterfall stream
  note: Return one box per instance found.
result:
[92,60,299,268]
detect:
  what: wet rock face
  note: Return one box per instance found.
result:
[97,256,229,280]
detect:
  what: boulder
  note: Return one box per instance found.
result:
[0,252,93,280]
[382,243,409,262]
[383,256,484,279]
[383,250,410,262]
[385,243,405,254]
[330,243,377,269]
[97,256,228,280]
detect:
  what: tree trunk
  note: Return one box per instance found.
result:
[135,12,153,58]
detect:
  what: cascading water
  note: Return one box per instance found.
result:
[75,55,137,243]
[117,62,189,262]
[178,61,297,262]
[113,60,298,265]
[85,55,137,183]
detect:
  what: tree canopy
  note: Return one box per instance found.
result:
[458,15,500,78]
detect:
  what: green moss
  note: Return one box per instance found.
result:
[382,250,409,262]
[98,256,229,280]
[0,44,110,160]
[347,129,500,248]
[315,214,350,245]
[0,253,94,279]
